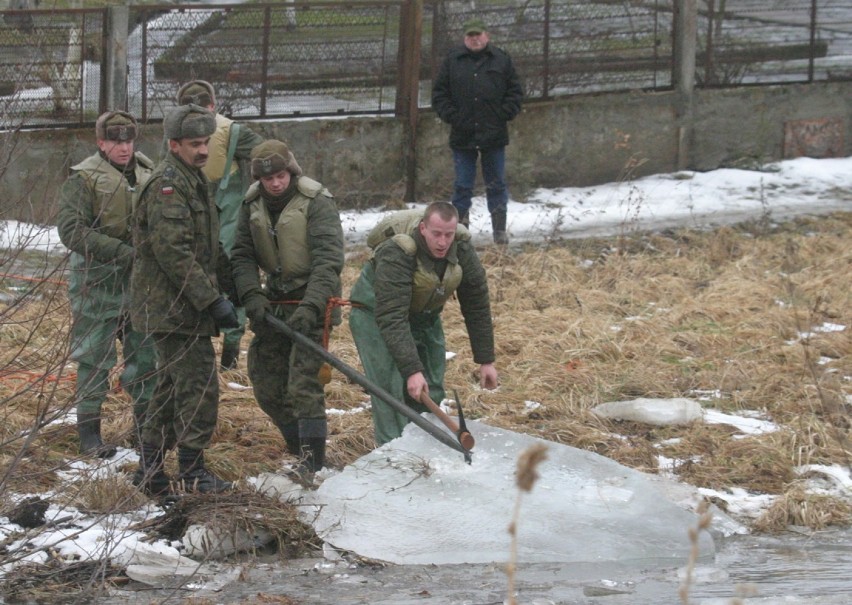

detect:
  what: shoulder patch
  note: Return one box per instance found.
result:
[159,165,179,198]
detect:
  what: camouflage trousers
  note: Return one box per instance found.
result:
[247,303,328,432]
[142,333,219,452]
[349,307,447,446]
[69,311,157,422]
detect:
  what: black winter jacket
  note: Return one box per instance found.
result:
[431,43,523,150]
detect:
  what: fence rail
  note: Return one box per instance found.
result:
[131,1,407,121]
[0,1,850,129]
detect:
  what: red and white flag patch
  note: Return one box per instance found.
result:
[161,185,175,195]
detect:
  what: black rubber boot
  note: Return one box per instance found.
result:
[297,418,327,474]
[132,443,172,497]
[458,210,470,228]
[77,411,117,459]
[177,447,234,494]
[491,209,509,245]
[277,420,301,456]
[220,343,240,371]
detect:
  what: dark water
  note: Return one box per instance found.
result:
[99,528,851,604]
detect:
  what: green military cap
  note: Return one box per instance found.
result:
[463,19,487,35]
[163,104,216,141]
[250,139,302,178]
[176,79,216,108]
[95,110,138,142]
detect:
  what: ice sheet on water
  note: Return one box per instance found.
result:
[299,417,718,565]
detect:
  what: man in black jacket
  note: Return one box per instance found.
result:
[431,19,523,244]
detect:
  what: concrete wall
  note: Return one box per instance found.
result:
[418,89,680,195]
[1,81,850,224]
[690,83,852,169]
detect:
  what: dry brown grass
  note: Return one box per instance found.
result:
[1,559,121,603]
[679,499,714,605]
[1,212,850,542]
[506,442,550,605]
[57,472,150,515]
[753,485,852,532]
[132,490,321,558]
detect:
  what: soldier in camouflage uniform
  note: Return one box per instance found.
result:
[57,110,157,458]
[130,104,240,495]
[230,140,344,476]
[176,80,264,371]
[349,202,499,446]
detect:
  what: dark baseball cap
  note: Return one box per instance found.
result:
[463,19,487,35]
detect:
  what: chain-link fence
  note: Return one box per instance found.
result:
[1,1,850,129]
[428,0,676,98]
[129,2,407,121]
[696,0,852,86]
[0,8,106,129]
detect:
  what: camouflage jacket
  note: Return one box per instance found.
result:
[350,231,495,378]
[130,152,233,336]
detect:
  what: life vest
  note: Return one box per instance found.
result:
[71,152,154,241]
[366,208,424,249]
[246,176,329,289]
[409,246,464,313]
[202,113,238,183]
[372,209,470,313]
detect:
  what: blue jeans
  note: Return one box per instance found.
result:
[451,147,508,216]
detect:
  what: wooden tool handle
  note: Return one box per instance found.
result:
[419,392,475,451]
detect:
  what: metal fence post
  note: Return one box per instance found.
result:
[397,0,422,204]
[673,0,696,170]
[105,5,129,111]
[673,0,696,95]
[260,5,271,117]
[542,0,551,99]
[808,0,817,82]
[431,0,446,78]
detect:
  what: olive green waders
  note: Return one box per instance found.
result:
[349,306,447,446]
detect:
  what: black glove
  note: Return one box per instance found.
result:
[287,305,317,335]
[243,292,272,332]
[208,296,239,329]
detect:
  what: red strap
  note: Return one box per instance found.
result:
[270,297,362,350]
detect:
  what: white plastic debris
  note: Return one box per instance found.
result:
[592,397,704,425]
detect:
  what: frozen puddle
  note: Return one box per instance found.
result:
[293,417,730,565]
